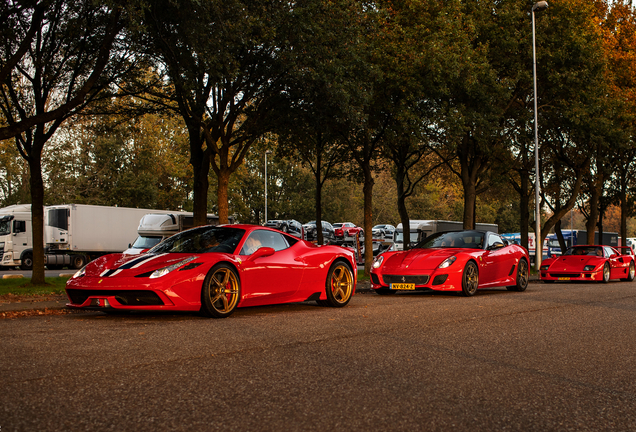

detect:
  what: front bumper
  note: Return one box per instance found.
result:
[65,274,203,312]
[540,270,602,282]
[370,265,464,292]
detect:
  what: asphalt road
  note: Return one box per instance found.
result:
[2,281,636,431]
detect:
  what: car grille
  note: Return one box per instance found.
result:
[383,274,430,285]
[66,289,164,306]
[549,273,581,278]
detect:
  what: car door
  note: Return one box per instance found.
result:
[605,246,627,279]
[481,233,516,285]
[238,230,305,306]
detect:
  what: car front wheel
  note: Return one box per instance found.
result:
[602,262,611,283]
[324,261,354,307]
[201,263,241,318]
[461,261,479,296]
[508,259,528,292]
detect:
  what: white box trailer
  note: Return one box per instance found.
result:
[44,204,182,269]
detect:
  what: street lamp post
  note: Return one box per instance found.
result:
[532,1,548,270]
[264,150,272,224]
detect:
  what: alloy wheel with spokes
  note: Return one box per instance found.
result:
[461,261,479,297]
[603,262,611,283]
[509,258,529,292]
[201,263,241,318]
[324,261,354,307]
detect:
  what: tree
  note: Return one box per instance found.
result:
[143,0,293,226]
[0,0,137,283]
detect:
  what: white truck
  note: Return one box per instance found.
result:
[124,212,222,255]
[392,219,499,251]
[0,204,36,270]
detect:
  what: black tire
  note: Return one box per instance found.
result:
[19,252,33,270]
[281,225,288,233]
[375,288,396,295]
[461,261,479,297]
[324,260,354,307]
[507,259,529,292]
[602,262,611,283]
[201,263,241,318]
[72,255,86,269]
[622,260,635,282]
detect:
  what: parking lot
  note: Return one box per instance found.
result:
[2,280,636,431]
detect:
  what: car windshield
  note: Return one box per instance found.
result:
[149,226,245,254]
[564,247,604,257]
[415,231,485,249]
[131,236,163,250]
[393,230,419,243]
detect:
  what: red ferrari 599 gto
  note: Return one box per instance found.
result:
[369,230,530,296]
[66,225,357,318]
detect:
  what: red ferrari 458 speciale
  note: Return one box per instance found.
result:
[369,230,530,296]
[540,245,635,283]
[66,224,357,318]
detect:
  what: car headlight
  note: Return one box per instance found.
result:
[584,265,596,271]
[372,255,384,269]
[149,256,198,279]
[438,256,457,269]
[73,265,87,278]
[540,265,549,270]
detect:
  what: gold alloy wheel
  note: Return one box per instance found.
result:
[329,263,353,304]
[209,267,240,313]
[518,259,529,288]
[463,262,479,296]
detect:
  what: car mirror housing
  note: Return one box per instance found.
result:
[247,247,275,261]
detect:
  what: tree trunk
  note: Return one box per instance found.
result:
[189,127,211,226]
[462,179,477,230]
[28,145,45,285]
[217,168,230,225]
[363,167,374,276]
[395,164,410,250]
[585,176,600,245]
[315,152,324,245]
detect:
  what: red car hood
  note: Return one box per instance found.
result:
[83,253,201,278]
[546,255,604,271]
[383,248,460,272]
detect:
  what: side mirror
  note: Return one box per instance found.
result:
[488,242,505,251]
[247,247,275,261]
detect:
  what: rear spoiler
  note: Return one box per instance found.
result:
[616,246,634,255]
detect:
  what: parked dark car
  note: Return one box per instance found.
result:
[264,219,303,239]
[303,220,336,243]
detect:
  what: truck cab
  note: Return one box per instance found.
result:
[0,205,34,269]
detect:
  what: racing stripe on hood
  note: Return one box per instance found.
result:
[99,253,169,277]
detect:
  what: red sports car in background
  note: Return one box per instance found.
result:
[66,225,356,318]
[369,230,530,296]
[333,222,364,238]
[540,245,635,283]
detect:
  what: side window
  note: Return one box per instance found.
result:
[487,234,504,249]
[240,230,291,255]
[604,247,614,257]
[13,220,26,233]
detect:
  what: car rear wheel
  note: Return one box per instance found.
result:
[324,261,354,307]
[507,259,528,292]
[201,263,241,318]
[461,261,479,297]
[602,262,611,283]
[622,261,635,282]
